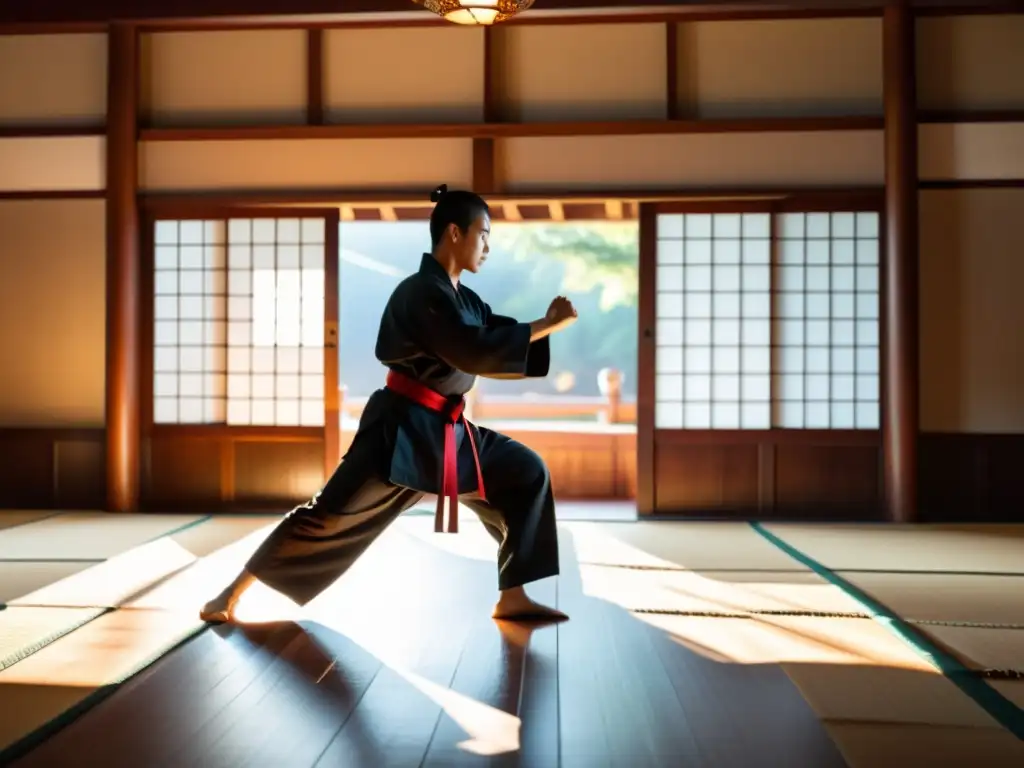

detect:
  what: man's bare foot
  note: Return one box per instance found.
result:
[199,593,238,624]
[492,586,568,622]
[199,570,255,624]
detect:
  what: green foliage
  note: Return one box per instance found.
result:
[492,222,640,310]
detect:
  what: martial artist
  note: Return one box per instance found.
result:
[200,184,578,623]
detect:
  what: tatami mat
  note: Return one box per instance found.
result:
[0,608,206,753]
[9,538,199,610]
[824,721,1024,767]
[167,514,278,558]
[0,562,99,605]
[577,566,866,616]
[762,523,1024,573]
[0,512,56,533]
[0,513,206,560]
[643,613,934,668]
[0,606,105,672]
[123,522,276,612]
[8,516,277,610]
[834,571,1024,625]
[783,661,1004,729]
[564,520,811,571]
[917,625,1024,672]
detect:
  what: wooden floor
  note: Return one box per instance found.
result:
[0,507,1022,767]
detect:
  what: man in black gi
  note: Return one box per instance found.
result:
[200,184,578,623]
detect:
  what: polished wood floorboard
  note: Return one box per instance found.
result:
[4,512,1023,767]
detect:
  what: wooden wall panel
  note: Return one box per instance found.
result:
[53,436,106,509]
[0,137,105,191]
[918,122,1024,181]
[138,137,474,191]
[234,439,324,504]
[0,33,107,127]
[324,27,485,124]
[653,442,760,513]
[0,429,105,509]
[919,433,1024,523]
[494,23,666,122]
[500,131,883,191]
[142,434,327,511]
[141,30,307,126]
[0,200,106,427]
[650,435,882,519]
[919,188,1024,433]
[675,18,883,119]
[143,435,222,507]
[917,14,1024,111]
[0,430,65,508]
[774,444,881,517]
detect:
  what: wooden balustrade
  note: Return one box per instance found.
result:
[341,393,636,427]
[339,368,634,427]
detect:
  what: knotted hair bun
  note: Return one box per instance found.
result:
[430,184,449,203]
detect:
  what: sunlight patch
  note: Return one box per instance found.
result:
[641,613,937,669]
[123,524,275,612]
[397,514,498,563]
[578,563,863,616]
[397,669,521,756]
[11,536,198,609]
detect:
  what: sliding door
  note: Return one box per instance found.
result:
[141,206,340,510]
[637,197,884,520]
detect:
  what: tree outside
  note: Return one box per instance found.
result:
[337,220,639,409]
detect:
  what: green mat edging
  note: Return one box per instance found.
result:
[750,521,1024,741]
[140,514,214,544]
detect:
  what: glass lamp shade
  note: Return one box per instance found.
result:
[412,1,535,25]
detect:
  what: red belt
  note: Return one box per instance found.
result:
[385,370,486,534]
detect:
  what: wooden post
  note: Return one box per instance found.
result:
[882,0,919,523]
[474,25,498,195]
[105,24,140,512]
[306,28,324,125]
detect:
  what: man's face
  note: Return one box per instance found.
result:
[451,212,491,274]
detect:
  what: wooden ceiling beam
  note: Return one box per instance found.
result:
[141,187,884,214]
[324,199,637,223]
[503,203,523,221]
[1,1,1014,29]
[138,115,883,142]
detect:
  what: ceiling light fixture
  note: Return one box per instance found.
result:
[411,0,535,26]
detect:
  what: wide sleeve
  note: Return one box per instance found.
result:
[484,307,550,379]
[409,282,537,377]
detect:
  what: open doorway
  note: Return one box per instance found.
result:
[334,198,639,521]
